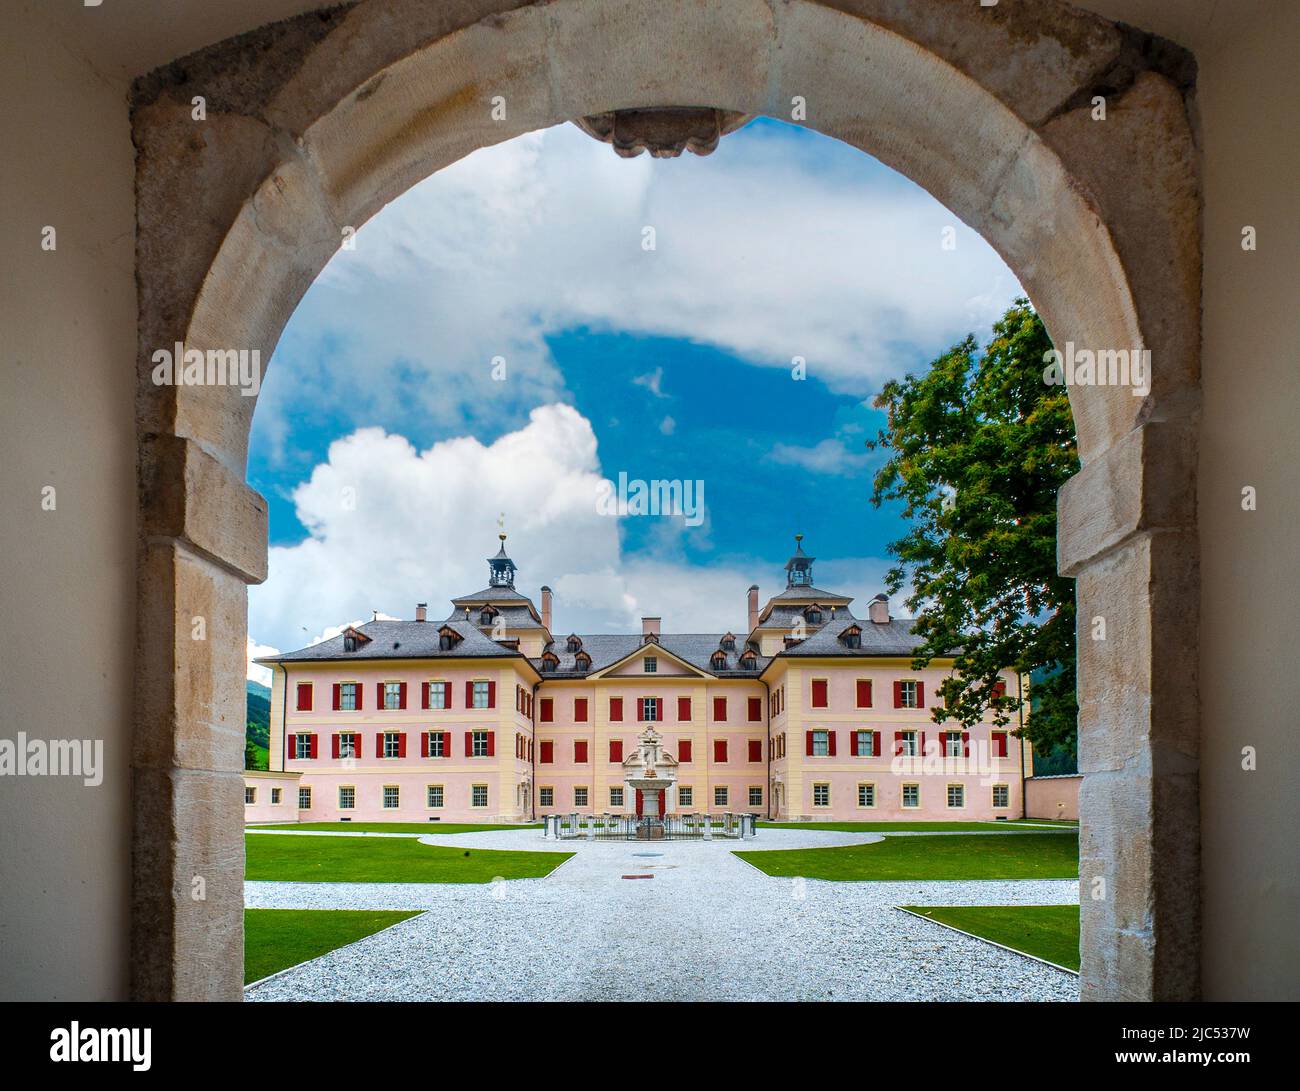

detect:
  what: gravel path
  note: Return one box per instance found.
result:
[245,829,1078,1002]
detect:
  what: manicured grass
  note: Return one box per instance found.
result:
[245,834,572,883]
[757,821,1072,833]
[248,822,540,834]
[901,905,1080,970]
[736,833,1078,881]
[244,909,420,984]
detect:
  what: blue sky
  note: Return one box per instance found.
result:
[246,118,1021,671]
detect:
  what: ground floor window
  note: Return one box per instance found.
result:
[574,786,588,807]
[338,785,355,809]
[471,784,488,808]
[901,783,919,808]
[858,783,875,808]
[610,787,624,807]
[748,786,762,807]
[678,786,693,808]
[298,787,312,809]
[382,785,399,809]
[539,786,554,808]
[244,787,255,804]
[992,784,1009,808]
[714,786,728,808]
[947,784,965,808]
[812,782,830,807]
[427,785,443,808]
[271,787,282,804]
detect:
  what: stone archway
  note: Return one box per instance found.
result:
[131,0,1201,1001]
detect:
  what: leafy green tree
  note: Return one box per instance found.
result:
[867,299,1078,753]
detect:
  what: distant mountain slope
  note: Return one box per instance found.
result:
[246,680,271,768]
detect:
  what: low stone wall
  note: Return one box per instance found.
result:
[1025,774,1081,822]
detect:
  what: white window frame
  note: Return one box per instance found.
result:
[857,783,876,808]
[383,731,401,759]
[610,787,624,808]
[428,680,447,710]
[471,730,490,758]
[714,786,729,808]
[947,784,965,808]
[812,782,830,807]
[383,681,402,710]
[298,787,312,810]
[945,731,962,758]
[339,681,358,711]
[428,731,445,758]
[678,786,693,808]
[382,785,400,809]
[244,787,256,805]
[899,679,919,708]
[427,784,444,809]
[992,784,1010,808]
[539,786,554,808]
[471,784,488,808]
[270,787,282,805]
[811,729,829,757]
[748,786,763,807]
[338,785,355,810]
[574,786,589,807]
[295,735,312,759]
[900,729,918,757]
[641,696,660,722]
[901,783,920,809]
[472,680,490,709]
[644,656,658,673]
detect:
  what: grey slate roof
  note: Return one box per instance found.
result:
[258,619,522,664]
[533,633,772,678]
[447,602,546,629]
[764,585,853,604]
[450,586,536,605]
[777,616,927,658]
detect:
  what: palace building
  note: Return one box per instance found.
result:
[247,537,1032,824]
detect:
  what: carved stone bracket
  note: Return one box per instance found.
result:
[573,107,751,158]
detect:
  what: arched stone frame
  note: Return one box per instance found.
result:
[131,0,1201,1001]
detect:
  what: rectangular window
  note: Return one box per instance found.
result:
[992,784,1009,808]
[810,679,828,708]
[902,783,920,808]
[678,739,692,763]
[677,696,691,722]
[427,681,447,709]
[271,787,282,805]
[298,787,312,810]
[900,730,918,757]
[610,787,624,807]
[609,739,623,763]
[748,786,763,807]
[427,731,445,758]
[712,696,727,721]
[382,785,399,809]
[678,786,693,808]
[855,679,872,708]
[339,682,358,711]
[339,732,357,759]
[947,784,965,808]
[945,732,962,757]
[384,681,402,710]
[472,681,490,709]
[857,783,875,808]
[575,739,588,763]
[812,782,830,807]
[295,734,312,759]
[383,731,401,759]
[338,786,355,809]
[427,785,444,808]
[640,697,660,722]
[747,696,762,722]
[471,784,488,808]
[540,697,554,722]
[897,679,920,708]
[713,739,727,763]
[574,698,589,723]
[644,656,657,673]
[609,697,623,722]
[714,786,728,807]
[747,739,762,762]
[244,787,256,804]
[539,786,554,808]
[992,732,1008,758]
[854,730,872,757]
[811,730,829,757]
[574,786,589,807]
[296,682,313,711]
[471,730,490,758]
[539,740,554,763]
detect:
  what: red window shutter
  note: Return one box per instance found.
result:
[850,730,860,755]
[806,731,815,756]
[464,731,473,757]
[811,679,828,708]
[961,731,970,757]
[994,733,1007,757]
[398,682,408,710]
[397,733,407,758]
[920,730,927,755]
[332,684,341,711]
[286,733,296,758]
[713,696,726,722]
[296,683,312,711]
[893,681,904,708]
[610,740,623,763]
[421,732,429,758]
[747,697,761,722]
[540,698,554,723]
[376,682,385,709]
[575,740,588,763]
[610,697,623,722]
[677,697,691,721]
[856,679,872,707]
[487,681,496,708]
[992,680,1007,700]
[540,740,554,763]
[916,682,925,707]
[575,698,588,722]
[376,733,384,758]
[893,731,903,757]
[678,740,692,762]
[828,731,837,757]
[421,682,430,710]
[486,731,495,757]
[331,734,340,759]
[465,681,473,708]
[355,683,363,710]
[748,740,762,762]
[714,740,727,763]
[873,731,882,757]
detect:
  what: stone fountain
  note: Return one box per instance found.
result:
[622,727,678,839]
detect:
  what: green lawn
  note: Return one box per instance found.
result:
[244,909,420,984]
[901,905,1080,970]
[736,833,1078,880]
[757,821,1073,833]
[245,833,572,883]
[248,822,539,834]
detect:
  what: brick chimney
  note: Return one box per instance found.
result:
[642,616,661,639]
[540,586,552,631]
[415,602,428,623]
[747,585,759,633]
[868,594,890,624]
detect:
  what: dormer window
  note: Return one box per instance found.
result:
[343,634,358,652]
[720,633,735,651]
[437,625,462,651]
[566,635,582,652]
[803,604,824,625]
[711,651,726,669]
[841,624,862,649]
[540,650,560,673]
[480,610,493,625]
[340,625,371,653]
[739,650,757,668]
[574,650,592,670]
